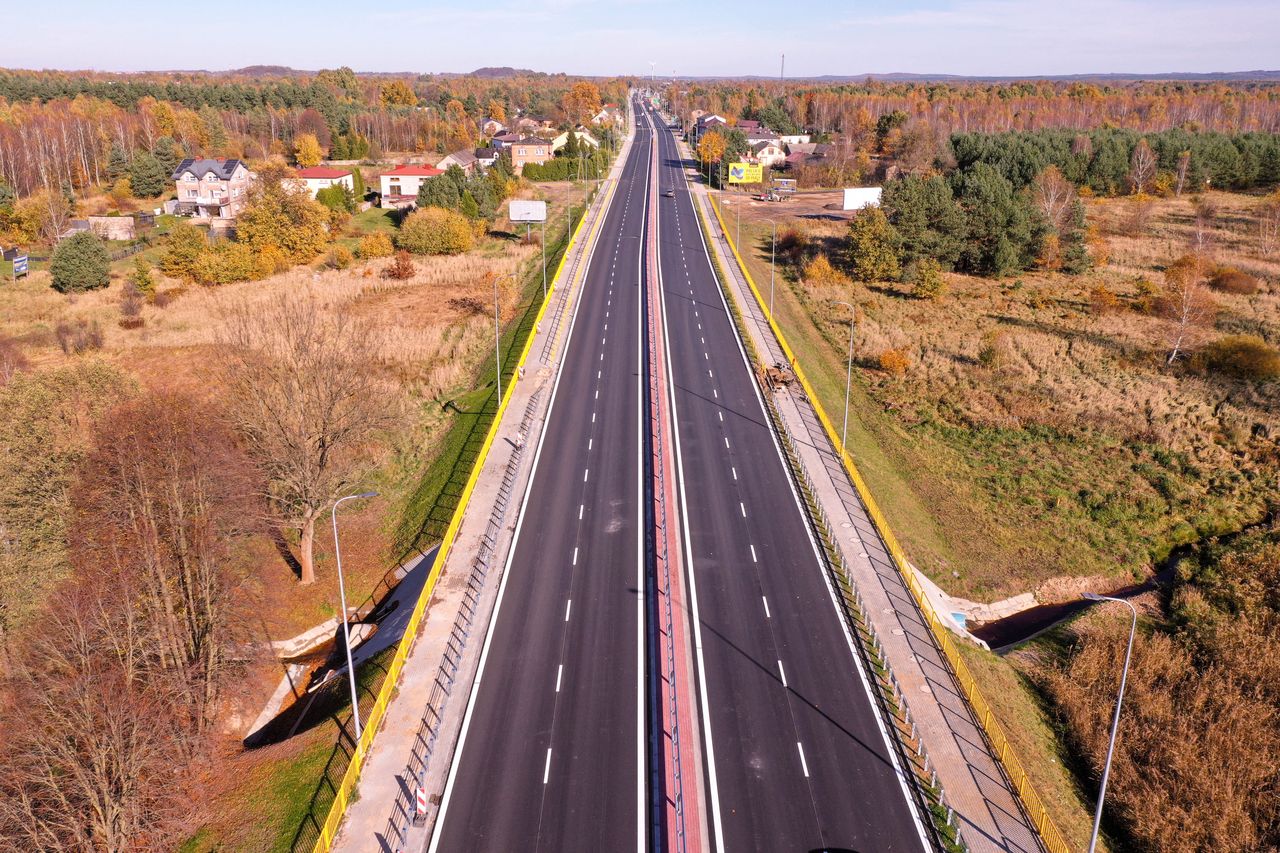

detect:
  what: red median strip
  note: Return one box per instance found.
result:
[645,123,704,853]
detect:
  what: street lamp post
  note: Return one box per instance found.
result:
[763,218,778,318]
[493,273,516,405]
[332,490,378,741]
[1081,592,1139,853]
[833,301,856,453]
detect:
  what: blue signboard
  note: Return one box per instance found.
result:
[13,255,29,277]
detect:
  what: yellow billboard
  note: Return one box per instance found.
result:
[727,163,763,184]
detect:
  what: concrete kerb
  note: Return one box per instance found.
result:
[686,160,1051,853]
[323,125,636,853]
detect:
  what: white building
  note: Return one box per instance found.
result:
[292,167,354,198]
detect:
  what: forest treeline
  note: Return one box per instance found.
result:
[0,68,627,197]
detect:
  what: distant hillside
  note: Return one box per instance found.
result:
[222,65,304,77]
[471,66,539,78]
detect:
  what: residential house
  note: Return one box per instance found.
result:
[438,149,479,174]
[550,129,599,153]
[591,104,623,126]
[480,116,507,136]
[378,164,444,208]
[171,158,254,219]
[750,140,788,168]
[515,115,556,135]
[474,147,500,169]
[692,114,726,143]
[291,166,353,198]
[778,133,812,146]
[744,127,780,146]
[491,131,521,150]
[509,137,553,174]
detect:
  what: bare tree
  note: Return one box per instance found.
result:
[1128,138,1157,195]
[1033,165,1075,234]
[1191,198,1217,256]
[1258,192,1280,257]
[221,295,390,585]
[0,587,190,853]
[1174,149,1192,196]
[71,392,255,734]
[1159,254,1217,366]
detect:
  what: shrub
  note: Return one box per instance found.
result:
[357,232,394,259]
[907,258,946,300]
[198,241,260,286]
[396,207,474,255]
[385,250,416,280]
[161,222,208,281]
[878,348,909,375]
[326,245,354,270]
[54,318,104,354]
[0,335,29,385]
[847,206,901,282]
[1207,267,1260,295]
[119,283,144,329]
[50,232,111,293]
[128,257,155,295]
[1089,284,1121,315]
[1200,335,1280,382]
[978,330,1011,368]
[802,254,848,287]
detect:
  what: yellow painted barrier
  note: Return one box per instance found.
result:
[310,175,620,853]
[705,193,1071,853]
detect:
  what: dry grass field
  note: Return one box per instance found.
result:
[726,188,1280,600]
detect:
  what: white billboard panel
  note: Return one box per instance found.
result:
[509,200,548,222]
[842,187,883,211]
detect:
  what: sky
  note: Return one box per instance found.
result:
[8,0,1280,77]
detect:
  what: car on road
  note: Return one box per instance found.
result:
[662,189,675,198]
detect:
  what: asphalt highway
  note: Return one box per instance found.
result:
[647,104,931,852]
[428,115,652,853]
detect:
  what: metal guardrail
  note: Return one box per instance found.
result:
[703,191,1070,853]
[381,391,542,849]
[307,169,612,853]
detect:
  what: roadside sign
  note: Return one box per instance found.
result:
[509,200,548,223]
[727,163,763,184]
[12,255,28,279]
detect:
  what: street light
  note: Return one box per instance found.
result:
[833,301,856,454]
[332,490,379,741]
[493,273,516,406]
[763,218,778,319]
[1081,592,1139,853]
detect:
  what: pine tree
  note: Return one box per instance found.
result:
[129,153,169,198]
[107,143,130,180]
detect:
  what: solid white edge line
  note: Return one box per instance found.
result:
[427,100,636,853]
[652,107,727,851]
[674,113,933,850]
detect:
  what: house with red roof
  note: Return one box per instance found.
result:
[291,166,354,198]
[378,164,445,209]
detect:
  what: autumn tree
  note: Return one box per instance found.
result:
[293,132,323,168]
[221,296,391,585]
[561,81,602,124]
[847,206,902,282]
[160,221,207,281]
[697,130,727,173]
[380,79,417,107]
[486,98,507,123]
[235,162,330,263]
[1174,149,1192,196]
[1032,165,1075,234]
[1158,254,1217,366]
